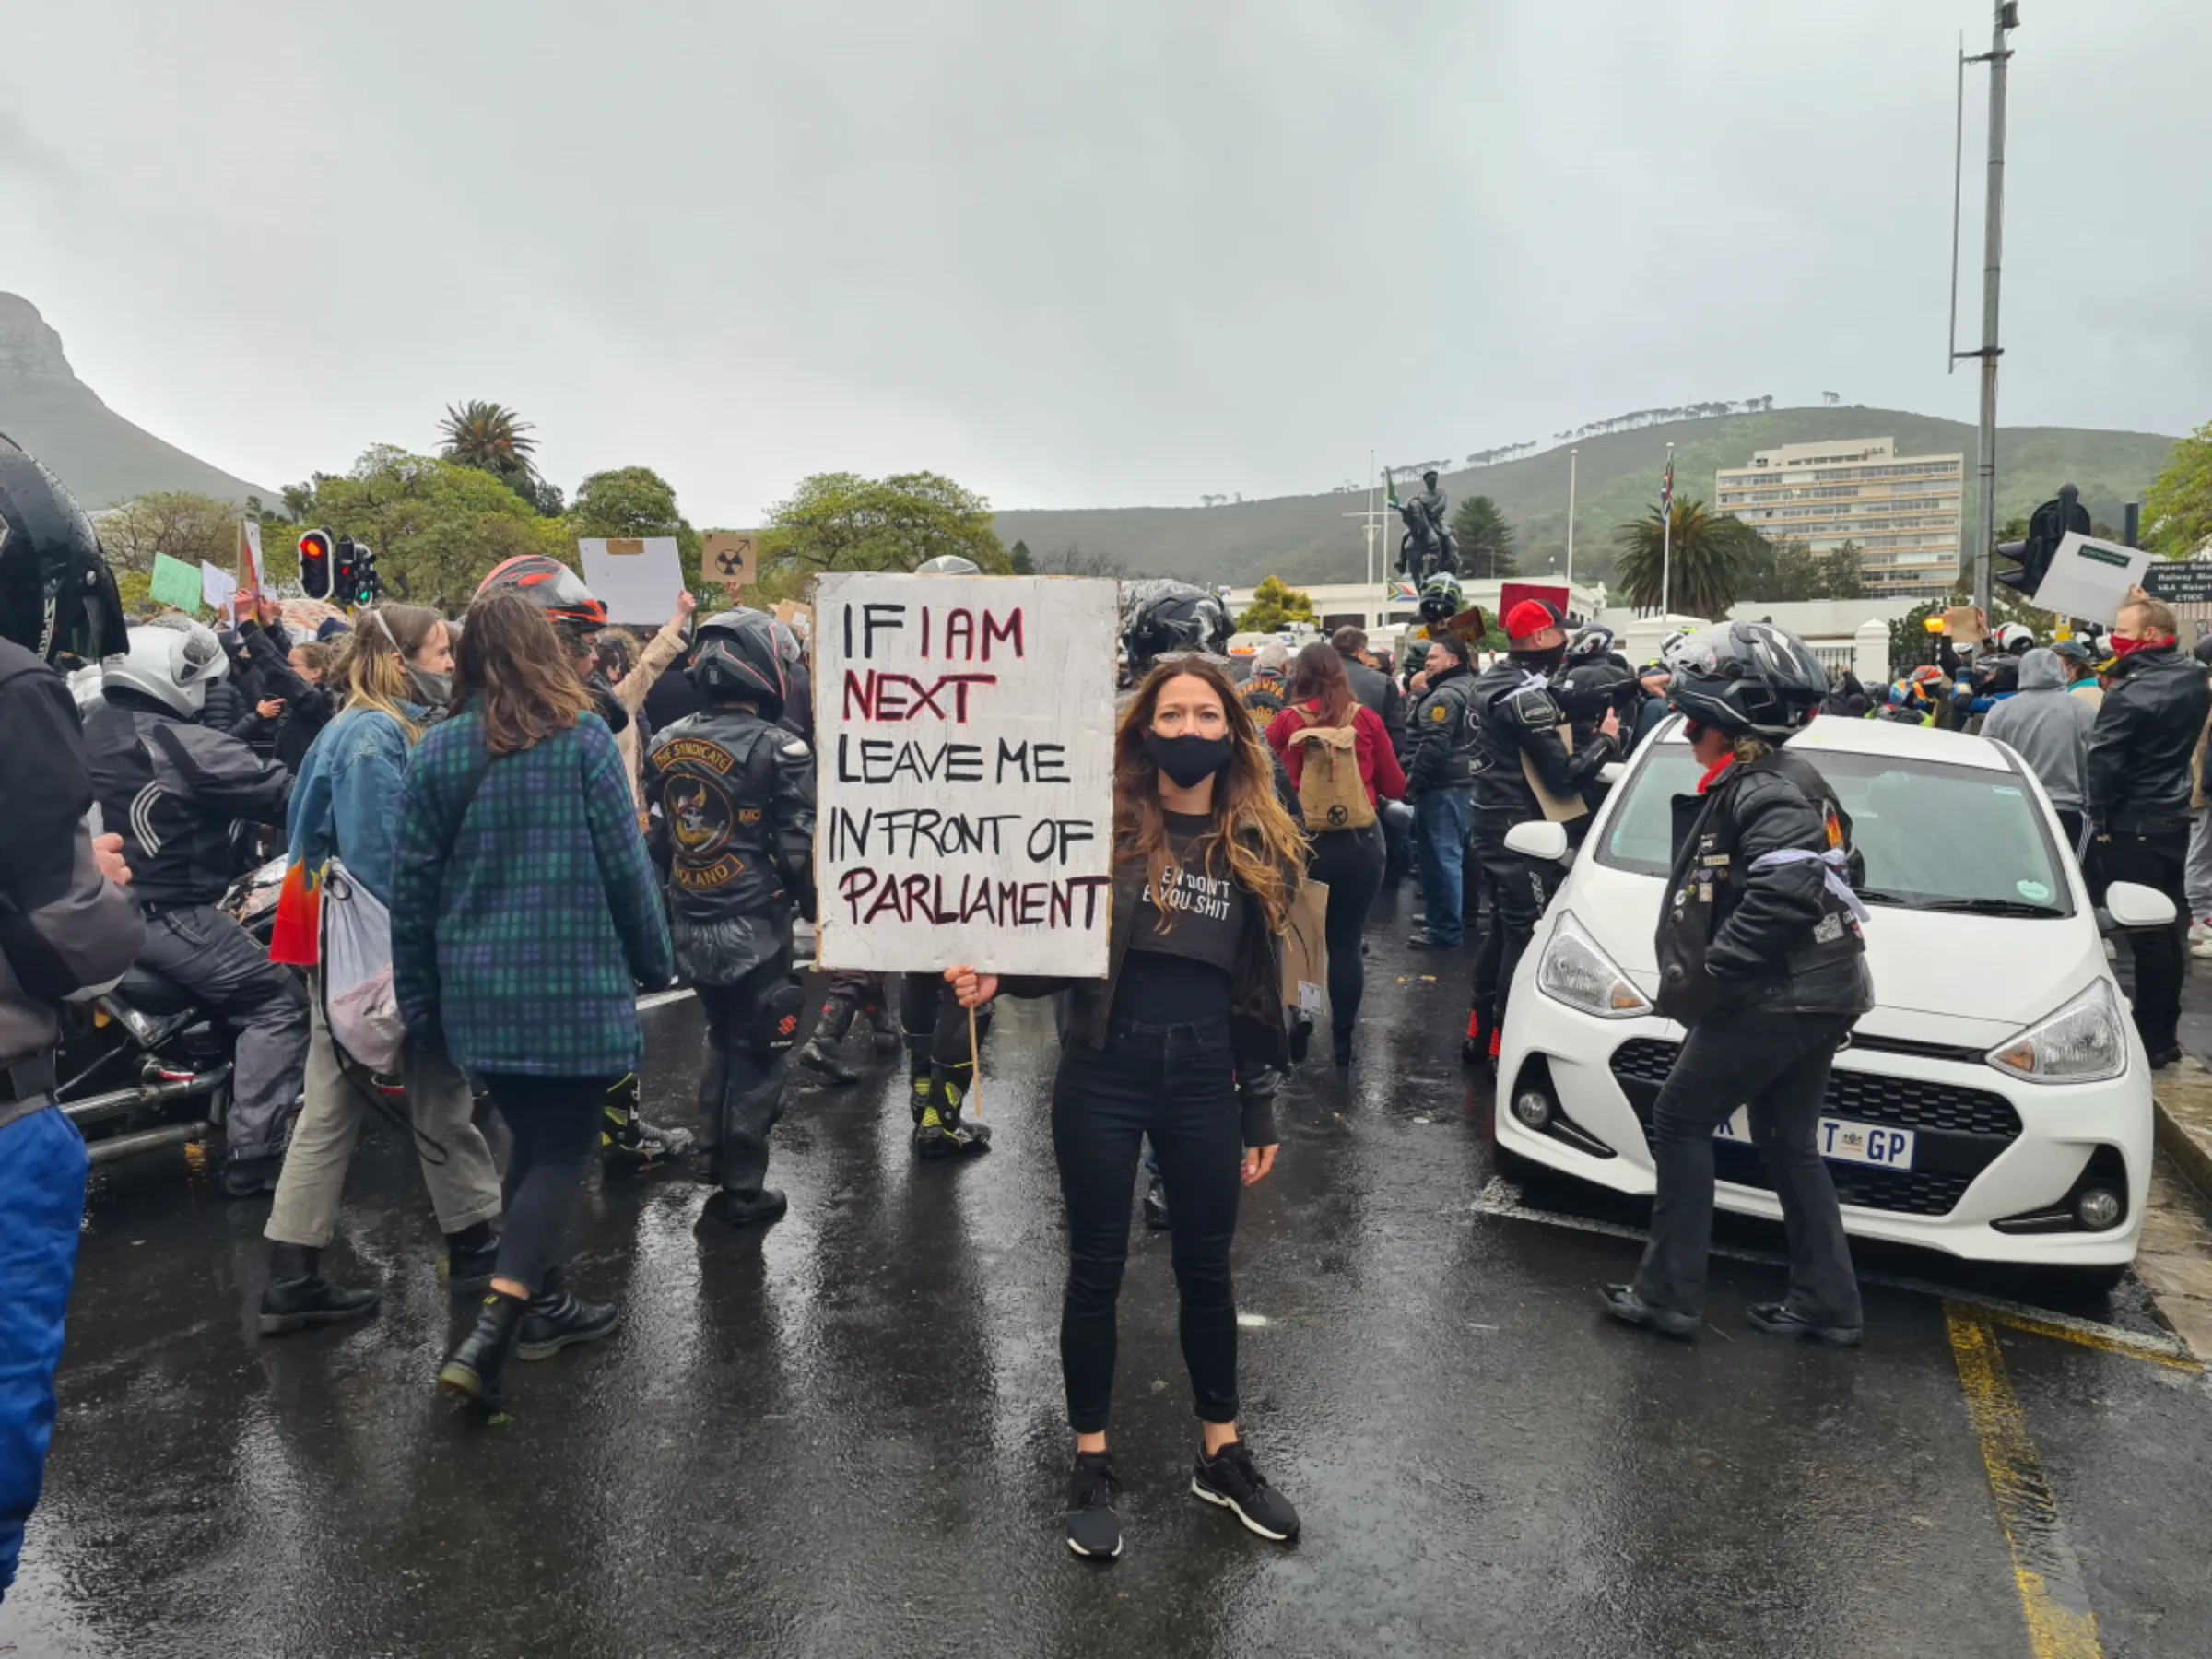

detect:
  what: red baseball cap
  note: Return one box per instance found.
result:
[1503,599,1561,642]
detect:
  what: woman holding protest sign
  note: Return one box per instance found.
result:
[948,653,1306,1561]
[1265,641,1406,1066]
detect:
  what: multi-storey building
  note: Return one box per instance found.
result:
[1715,437,1964,597]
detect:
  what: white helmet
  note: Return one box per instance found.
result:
[914,554,982,576]
[103,621,226,716]
[1659,628,1702,672]
[1993,621,2034,655]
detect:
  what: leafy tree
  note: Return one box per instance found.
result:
[1612,495,1741,619]
[1734,531,1865,603]
[439,401,539,477]
[2145,419,2212,557]
[1035,542,1128,578]
[286,446,568,613]
[757,471,1008,598]
[1235,575,1317,632]
[571,465,703,589]
[1009,538,1035,574]
[1823,541,1866,599]
[96,491,239,575]
[1449,494,1518,580]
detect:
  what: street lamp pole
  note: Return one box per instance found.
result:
[1660,441,1675,618]
[1565,446,1579,591]
[1954,1,2018,618]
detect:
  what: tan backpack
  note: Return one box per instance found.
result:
[1287,707,1375,831]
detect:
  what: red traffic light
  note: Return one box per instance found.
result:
[298,527,334,600]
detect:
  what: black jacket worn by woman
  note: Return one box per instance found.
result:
[1654,747,1872,1026]
[996,831,1297,1147]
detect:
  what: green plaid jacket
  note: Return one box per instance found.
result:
[391,705,674,1078]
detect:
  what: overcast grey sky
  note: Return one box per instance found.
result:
[3,1,2204,524]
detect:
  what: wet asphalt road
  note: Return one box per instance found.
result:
[6,883,2212,1659]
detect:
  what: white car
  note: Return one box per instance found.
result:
[1494,714,2171,1284]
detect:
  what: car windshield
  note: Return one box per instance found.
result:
[1596,738,2073,916]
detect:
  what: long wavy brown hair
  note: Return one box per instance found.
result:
[456,590,594,757]
[1115,655,1306,933]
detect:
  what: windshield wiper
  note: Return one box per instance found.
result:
[1865,895,2064,918]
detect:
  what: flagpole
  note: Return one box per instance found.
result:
[1659,441,1675,618]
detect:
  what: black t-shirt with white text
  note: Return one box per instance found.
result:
[1114,811,1248,1024]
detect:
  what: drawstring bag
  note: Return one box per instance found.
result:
[321,860,405,1073]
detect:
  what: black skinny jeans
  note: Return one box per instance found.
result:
[1630,1009,1862,1328]
[1308,824,1386,1034]
[1053,1014,1242,1434]
[478,1074,616,1295]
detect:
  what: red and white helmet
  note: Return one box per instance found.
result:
[473,555,607,630]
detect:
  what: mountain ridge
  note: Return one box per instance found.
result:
[990,406,2181,589]
[0,293,269,510]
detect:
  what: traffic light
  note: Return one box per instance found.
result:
[333,535,361,607]
[298,527,334,600]
[1994,484,2092,604]
[351,542,379,606]
[1994,535,2040,598]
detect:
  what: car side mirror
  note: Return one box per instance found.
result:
[1504,820,1571,863]
[2099,881,2178,934]
[1599,762,1625,785]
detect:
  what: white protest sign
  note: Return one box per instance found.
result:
[200,560,237,616]
[578,536,687,624]
[813,572,1117,977]
[2030,532,2151,628]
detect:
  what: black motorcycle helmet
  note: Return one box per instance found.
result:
[687,608,788,714]
[1122,580,1232,670]
[1417,571,1463,626]
[1555,658,1639,724]
[0,431,126,665]
[1666,621,1830,740]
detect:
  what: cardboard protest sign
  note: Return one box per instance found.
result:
[238,521,264,599]
[578,536,686,624]
[813,572,1117,976]
[2030,533,2150,628]
[1942,605,1986,644]
[771,599,813,645]
[150,552,203,612]
[702,533,759,594]
[200,561,237,616]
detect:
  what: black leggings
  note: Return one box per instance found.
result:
[479,1073,615,1294]
[1053,1014,1242,1435]
[1307,825,1386,1033]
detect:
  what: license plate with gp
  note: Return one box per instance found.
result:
[1714,1110,1916,1171]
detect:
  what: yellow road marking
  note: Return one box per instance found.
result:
[1985,1308,2202,1373]
[1945,1301,2105,1659]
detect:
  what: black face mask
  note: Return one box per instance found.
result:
[1513,642,1566,674]
[1143,731,1235,789]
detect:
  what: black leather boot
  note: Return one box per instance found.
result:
[443,1220,500,1290]
[514,1266,620,1359]
[912,1069,992,1159]
[701,1073,789,1228]
[258,1242,379,1336]
[439,1291,527,1406]
[599,1073,696,1174]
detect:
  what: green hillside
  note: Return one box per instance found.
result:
[991,406,2181,590]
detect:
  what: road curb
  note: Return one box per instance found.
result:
[2151,1070,2212,1206]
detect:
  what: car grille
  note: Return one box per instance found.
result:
[1608,1037,2020,1218]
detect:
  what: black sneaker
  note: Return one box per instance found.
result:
[1599,1284,1699,1339]
[514,1285,621,1360]
[1406,934,1455,952]
[443,1221,500,1290]
[2147,1046,2184,1069]
[1747,1301,1863,1347]
[1191,1440,1300,1543]
[1064,1452,1123,1560]
[221,1152,283,1198]
[1142,1177,1170,1230]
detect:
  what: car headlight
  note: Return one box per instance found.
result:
[1986,980,2126,1084]
[1536,912,1653,1019]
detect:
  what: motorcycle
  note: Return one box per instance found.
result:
[54,856,295,1167]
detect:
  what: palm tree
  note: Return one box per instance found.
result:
[1612,495,1742,619]
[438,401,539,477]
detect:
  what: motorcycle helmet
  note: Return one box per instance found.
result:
[473,554,607,631]
[1417,571,1464,626]
[688,608,788,715]
[914,554,982,576]
[1555,658,1639,724]
[1993,621,2034,656]
[1566,624,1616,662]
[1658,628,1704,674]
[1666,620,1830,740]
[0,431,126,665]
[1121,580,1233,670]
[769,618,806,669]
[103,621,226,717]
